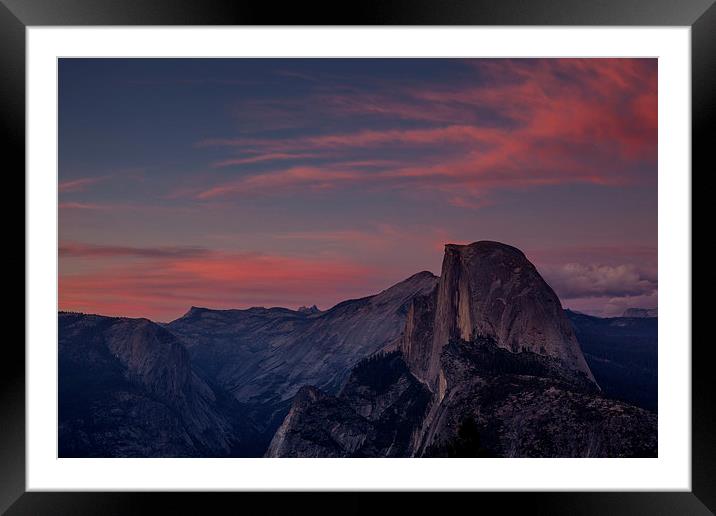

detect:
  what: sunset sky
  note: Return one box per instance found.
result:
[59,58,657,321]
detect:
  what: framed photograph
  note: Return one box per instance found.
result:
[5,0,711,513]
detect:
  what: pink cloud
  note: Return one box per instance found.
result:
[196,166,366,199]
[211,152,323,168]
[59,244,380,321]
[192,59,656,207]
[198,124,500,151]
[193,145,626,203]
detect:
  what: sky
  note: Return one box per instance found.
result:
[58,58,657,322]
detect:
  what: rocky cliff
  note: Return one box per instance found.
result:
[265,351,432,457]
[267,338,655,458]
[401,241,595,393]
[415,337,654,457]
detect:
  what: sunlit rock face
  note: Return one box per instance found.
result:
[401,241,595,392]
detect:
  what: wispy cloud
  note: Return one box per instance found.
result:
[196,166,364,199]
[211,152,323,168]
[59,202,106,210]
[193,59,656,208]
[59,177,107,193]
[60,242,211,259]
[198,124,501,150]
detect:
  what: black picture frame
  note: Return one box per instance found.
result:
[3,1,711,513]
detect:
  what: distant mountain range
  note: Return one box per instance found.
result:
[59,241,657,457]
[622,307,658,318]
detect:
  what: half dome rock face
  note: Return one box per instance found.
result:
[402,241,595,390]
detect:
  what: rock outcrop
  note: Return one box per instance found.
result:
[297,305,321,315]
[415,337,654,457]
[400,241,595,393]
[265,352,432,457]
[267,337,656,458]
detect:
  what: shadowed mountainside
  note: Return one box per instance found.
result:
[267,338,656,458]
[266,351,433,458]
[567,310,657,411]
[59,313,262,457]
